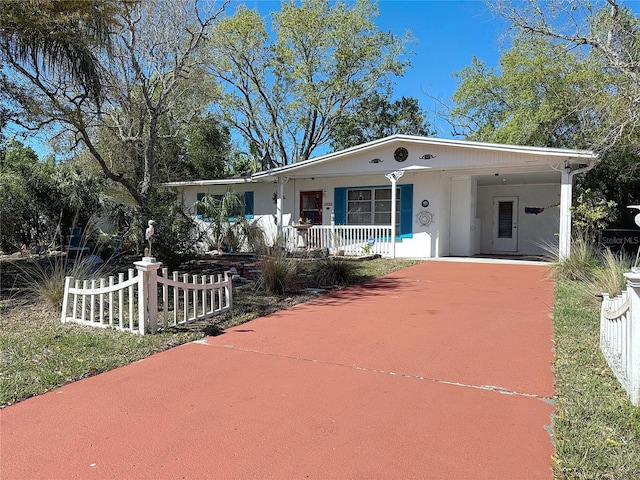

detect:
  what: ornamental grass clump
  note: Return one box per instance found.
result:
[311,257,357,287]
[16,220,111,309]
[255,248,299,295]
[583,247,634,301]
[18,256,97,309]
[541,235,600,281]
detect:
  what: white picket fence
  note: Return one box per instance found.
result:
[599,270,640,405]
[61,258,232,335]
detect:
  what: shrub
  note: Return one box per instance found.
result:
[571,188,617,240]
[255,250,299,295]
[238,218,267,253]
[311,257,357,287]
[146,189,201,269]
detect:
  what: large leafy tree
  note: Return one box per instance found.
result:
[449,36,607,148]
[1,0,229,213]
[207,0,410,168]
[488,0,640,153]
[330,94,433,151]
[0,141,46,251]
[475,0,640,234]
[579,148,640,227]
[160,115,233,182]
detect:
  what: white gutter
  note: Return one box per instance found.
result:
[160,177,255,187]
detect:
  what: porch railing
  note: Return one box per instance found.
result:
[283,225,393,257]
[599,270,640,405]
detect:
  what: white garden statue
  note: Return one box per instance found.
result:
[145,220,155,258]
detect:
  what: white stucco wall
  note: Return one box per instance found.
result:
[476,183,560,255]
[438,175,451,257]
[175,183,288,218]
[397,170,441,258]
[449,176,478,256]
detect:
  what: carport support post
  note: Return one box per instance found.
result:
[385,170,404,259]
[135,257,162,334]
[559,169,572,261]
[559,161,595,261]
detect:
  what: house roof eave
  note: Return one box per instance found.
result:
[251,134,599,180]
[160,177,256,188]
[160,135,599,186]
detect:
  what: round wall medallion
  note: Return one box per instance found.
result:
[394,147,408,162]
[421,199,430,207]
[418,211,433,227]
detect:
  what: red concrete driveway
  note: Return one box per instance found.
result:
[1,260,555,479]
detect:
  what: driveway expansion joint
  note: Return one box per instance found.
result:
[203,341,553,402]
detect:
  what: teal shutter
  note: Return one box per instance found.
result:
[334,187,347,224]
[399,184,413,238]
[244,191,254,216]
[196,192,205,219]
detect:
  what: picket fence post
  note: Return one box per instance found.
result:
[134,257,162,335]
[623,270,640,406]
[60,276,73,324]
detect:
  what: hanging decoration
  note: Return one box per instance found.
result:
[394,147,409,162]
[524,207,545,215]
[524,202,560,215]
[418,210,433,226]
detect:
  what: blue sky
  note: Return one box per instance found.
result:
[243,0,511,137]
[376,0,509,135]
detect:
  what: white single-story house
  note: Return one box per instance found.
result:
[162,134,598,259]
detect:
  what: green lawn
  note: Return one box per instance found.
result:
[553,280,640,479]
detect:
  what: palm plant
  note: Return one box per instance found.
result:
[0,0,121,104]
[200,190,240,250]
[199,190,264,253]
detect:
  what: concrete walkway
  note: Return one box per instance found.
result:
[1,260,555,479]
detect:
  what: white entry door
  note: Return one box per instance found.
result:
[493,197,518,252]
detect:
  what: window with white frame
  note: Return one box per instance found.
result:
[334,184,413,238]
[347,188,399,226]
